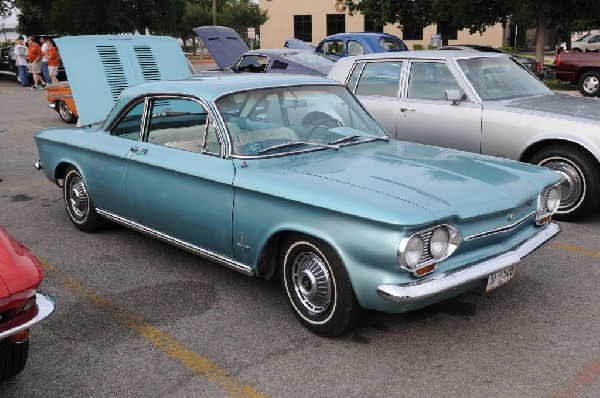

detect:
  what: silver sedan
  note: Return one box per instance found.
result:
[328,50,600,220]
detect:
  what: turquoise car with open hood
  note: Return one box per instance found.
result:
[33,36,562,336]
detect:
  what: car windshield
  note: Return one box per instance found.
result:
[282,52,335,68]
[575,33,593,42]
[380,38,407,51]
[215,85,388,156]
[456,56,552,101]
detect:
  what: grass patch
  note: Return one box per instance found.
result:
[544,78,578,91]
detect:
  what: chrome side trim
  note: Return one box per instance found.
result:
[377,222,560,303]
[96,209,255,277]
[464,212,535,241]
[47,94,73,99]
[0,292,56,340]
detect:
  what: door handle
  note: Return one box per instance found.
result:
[399,108,416,112]
[130,146,148,154]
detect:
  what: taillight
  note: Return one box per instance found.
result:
[556,53,561,67]
[536,61,541,72]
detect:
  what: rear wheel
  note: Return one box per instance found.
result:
[280,234,361,337]
[58,100,77,123]
[578,71,600,97]
[530,145,600,220]
[63,166,103,232]
[0,338,29,380]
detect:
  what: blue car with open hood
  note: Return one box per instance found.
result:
[33,35,561,336]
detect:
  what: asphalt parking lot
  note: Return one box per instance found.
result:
[1,77,599,397]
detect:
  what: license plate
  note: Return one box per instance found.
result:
[486,266,516,292]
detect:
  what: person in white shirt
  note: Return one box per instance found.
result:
[13,36,29,87]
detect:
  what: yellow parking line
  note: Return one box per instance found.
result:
[38,258,269,398]
[550,242,600,257]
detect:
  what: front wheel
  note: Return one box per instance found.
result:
[530,145,600,221]
[63,166,103,232]
[0,338,29,380]
[280,235,361,337]
[578,71,600,97]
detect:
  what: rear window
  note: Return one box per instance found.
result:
[379,38,407,51]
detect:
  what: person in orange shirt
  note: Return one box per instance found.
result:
[45,39,60,84]
[27,36,46,90]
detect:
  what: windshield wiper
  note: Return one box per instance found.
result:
[328,134,390,145]
[257,141,339,155]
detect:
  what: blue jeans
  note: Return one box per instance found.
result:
[17,65,28,86]
[41,61,50,84]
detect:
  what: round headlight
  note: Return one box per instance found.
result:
[429,227,450,259]
[546,186,560,213]
[404,235,424,268]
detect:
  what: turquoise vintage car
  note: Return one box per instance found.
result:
[34,36,562,337]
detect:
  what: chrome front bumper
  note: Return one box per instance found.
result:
[0,291,56,340]
[377,222,560,303]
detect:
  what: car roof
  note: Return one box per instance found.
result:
[342,50,507,61]
[324,32,398,40]
[116,73,340,105]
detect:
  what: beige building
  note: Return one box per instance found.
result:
[259,0,508,49]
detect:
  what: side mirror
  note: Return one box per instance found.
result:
[445,89,461,105]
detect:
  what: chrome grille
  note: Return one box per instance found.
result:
[419,229,434,264]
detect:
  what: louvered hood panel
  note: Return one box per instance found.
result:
[56,35,191,125]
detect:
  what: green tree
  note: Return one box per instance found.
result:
[218,0,268,42]
[14,0,45,34]
[1,0,13,18]
[344,0,515,46]
[49,0,128,35]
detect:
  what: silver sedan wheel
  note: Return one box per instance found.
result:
[538,157,585,212]
[58,101,75,123]
[292,252,332,315]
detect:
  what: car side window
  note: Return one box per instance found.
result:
[347,62,365,92]
[320,40,343,56]
[111,101,145,140]
[591,35,600,43]
[355,61,403,97]
[347,40,365,56]
[407,62,465,101]
[146,98,216,154]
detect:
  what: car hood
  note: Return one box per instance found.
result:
[284,38,317,52]
[277,140,559,221]
[489,94,600,124]
[0,227,43,307]
[194,26,250,69]
[55,35,192,126]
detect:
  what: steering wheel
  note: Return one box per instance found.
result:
[305,116,342,141]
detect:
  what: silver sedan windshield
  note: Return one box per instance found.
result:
[457,57,551,101]
[216,85,387,156]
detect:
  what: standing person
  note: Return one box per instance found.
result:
[27,36,46,90]
[40,36,51,85]
[13,36,29,87]
[45,39,60,84]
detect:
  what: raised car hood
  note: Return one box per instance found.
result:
[495,94,600,124]
[194,26,250,69]
[281,141,559,221]
[55,35,192,125]
[284,38,316,51]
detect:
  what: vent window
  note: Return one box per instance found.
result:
[271,60,288,70]
[97,45,128,102]
[133,45,162,81]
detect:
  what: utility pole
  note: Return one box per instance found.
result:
[213,0,217,25]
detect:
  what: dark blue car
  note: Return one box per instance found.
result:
[286,32,409,60]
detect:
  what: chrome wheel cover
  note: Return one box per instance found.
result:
[68,175,89,220]
[540,158,584,212]
[292,252,332,315]
[582,75,599,94]
[59,101,73,121]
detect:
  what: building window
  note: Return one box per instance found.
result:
[294,15,312,42]
[364,17,383,32]
[437,25,458,41]
[402,26,423,41]
[326,14,345,36]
